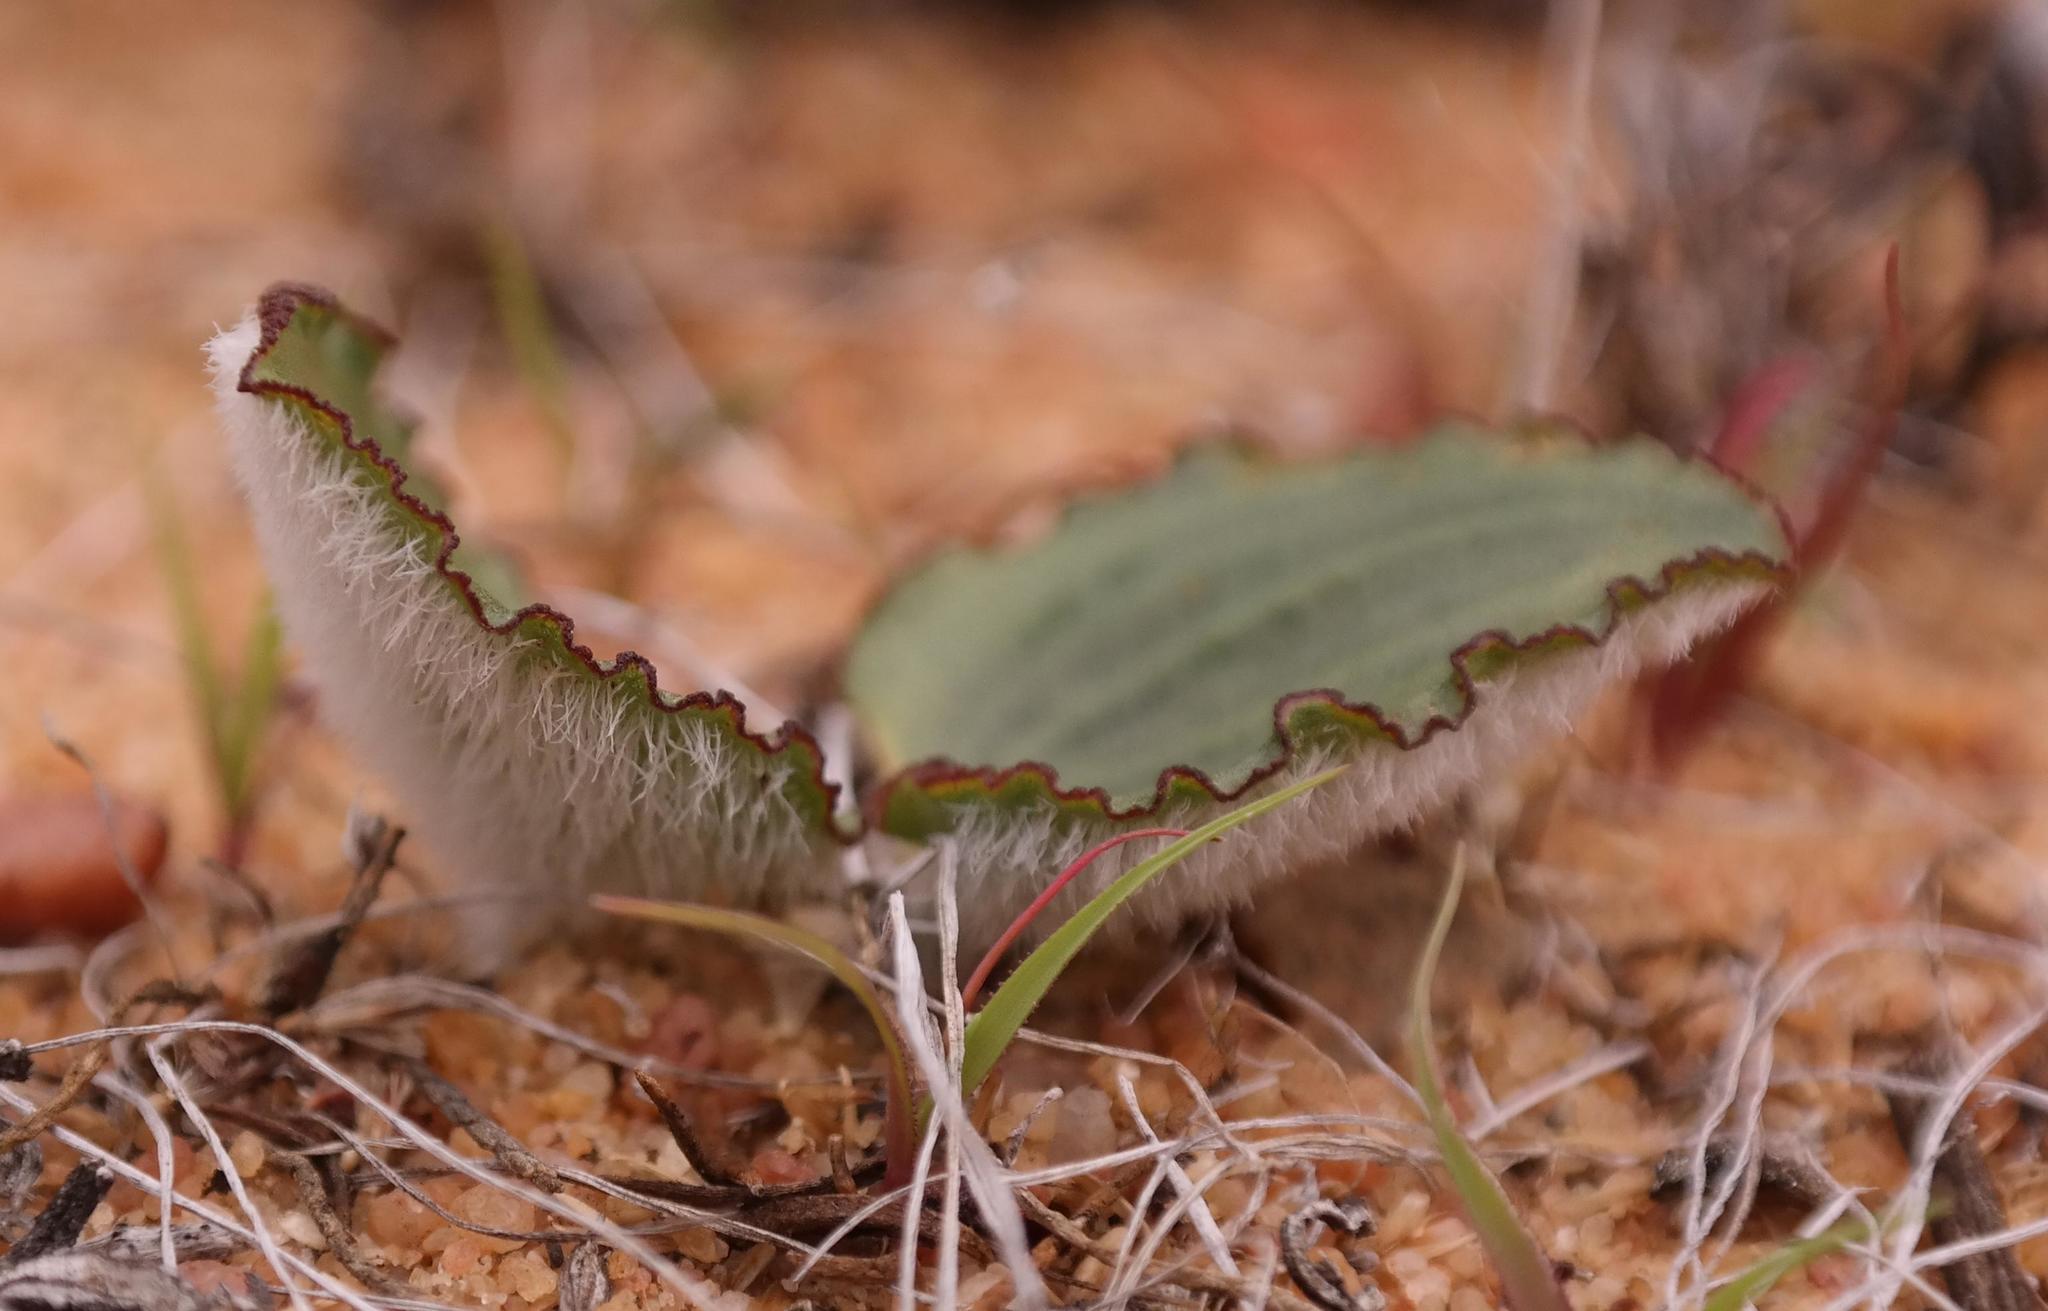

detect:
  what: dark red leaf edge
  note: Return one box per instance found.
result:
[862,446,1795,841]
[237,282,848,840]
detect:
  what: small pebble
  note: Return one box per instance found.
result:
[1442,1238,1483,1280]
[499,1250,559,1302]
[362,1188,437,1250]
[0,793,167,942]
[1449,1286,1493,1311]
[1403,1268,1452,1311]
[278,1210,327,1251]
[226,1131,265,1179]
[179,1261,262,1300]
[674,1227,728,1264]
[643,995,720,1069]
[451,1183,538,1255]
[437,1232,488,1277]
[1376,1191,1432,1245]
[1385,1248,1429,1280]
[1046,1086,1115,1162]
[959,1265,1014,1311]
[748,1147,812,1187]
[556,1061,614,1104]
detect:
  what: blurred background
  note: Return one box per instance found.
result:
[3,0,2047,915]
[16,7,2048,1303]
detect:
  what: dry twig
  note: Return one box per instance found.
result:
[0,981,206,1159]
[402,1056,563,1194]
[1,1163,112,1267]
[1280,1197,1383,1311]
[633,1070,747,1189]
[558,1242,610,1311]
[0,1252,265,1311]
[1885,1040,2043,1311]
[258,819,403,1017]
[277,1151,406,1296]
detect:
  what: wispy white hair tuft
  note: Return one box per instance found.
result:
[209,313,836,969]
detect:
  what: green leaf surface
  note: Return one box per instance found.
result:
[848,429,1787,951]
[219,594,285,820]
[850,432,1788,826]
[238,288,523,610]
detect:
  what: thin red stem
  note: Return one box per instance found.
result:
[1708,354,1818,476]
[1797,246,1906,572]
[1649,247,1908,767]
[958,827,1189,1011]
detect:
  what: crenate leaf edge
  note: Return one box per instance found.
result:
[868,536,1789,840]
[234,282,848,840]
[230,282,1794,865]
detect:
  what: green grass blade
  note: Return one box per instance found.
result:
[218,593,285,820]
[591,895,918,1187]
[146,468,230,792]
[483,218,578,472]
[959,765,1345,1096]
[1410,850,1571,1311]
[1701,1224,1865,1311]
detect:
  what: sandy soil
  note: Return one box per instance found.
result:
[4,3,2048,1308]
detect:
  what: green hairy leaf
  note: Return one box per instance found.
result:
[209,285,841,967]
[209,283,1789,960]
[849,431,1788,947]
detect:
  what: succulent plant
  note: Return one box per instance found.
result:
[210,283,1789,963]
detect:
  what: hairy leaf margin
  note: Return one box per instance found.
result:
[232,282,846,840]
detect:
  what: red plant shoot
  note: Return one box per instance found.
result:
[958,826,1189,1011]
[1646,247,1909,767]
[1708,355,1820,474]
